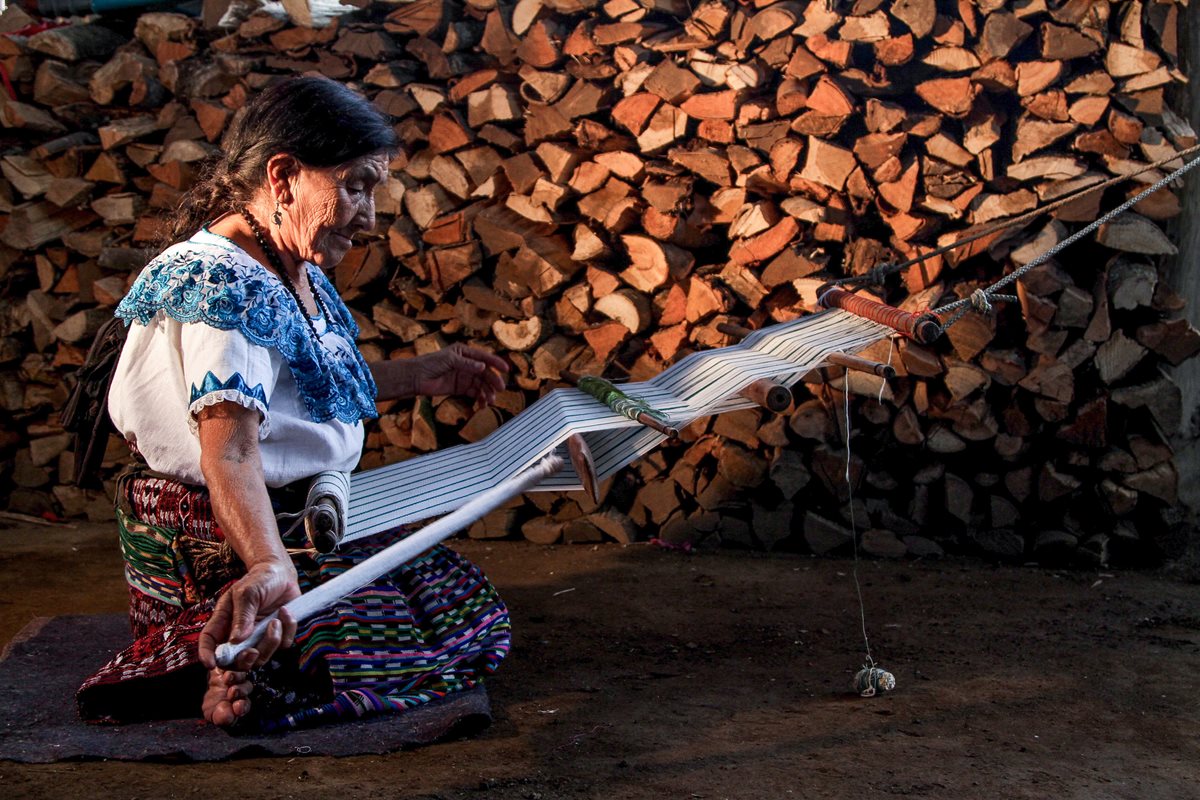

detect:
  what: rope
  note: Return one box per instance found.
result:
[827,142,1200,291]
[935,150,1200,329]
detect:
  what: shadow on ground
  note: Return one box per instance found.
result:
[2,520,1197,799]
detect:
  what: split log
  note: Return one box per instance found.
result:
[620,234,694,290]
[594,288,653,334]
[27,24,126,62]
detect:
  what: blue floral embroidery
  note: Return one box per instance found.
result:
[189,371,269,409]
[117,236,377,425]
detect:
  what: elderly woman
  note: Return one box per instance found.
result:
[77,76,511,731]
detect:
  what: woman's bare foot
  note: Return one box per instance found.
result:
[202,666,253,726]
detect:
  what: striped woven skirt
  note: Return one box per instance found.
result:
[76,471,512,732]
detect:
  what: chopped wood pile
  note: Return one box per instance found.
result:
[0,0,1197,566]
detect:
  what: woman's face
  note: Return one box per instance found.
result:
[284,152,389,268]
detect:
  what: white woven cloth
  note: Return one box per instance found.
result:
[342,309,891,542]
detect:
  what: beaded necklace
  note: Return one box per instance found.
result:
[239,208,332,346]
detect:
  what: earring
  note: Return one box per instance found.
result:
[272,202,283,226]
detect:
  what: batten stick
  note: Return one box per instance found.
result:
[567,433,600,503]
[215,454,564,669]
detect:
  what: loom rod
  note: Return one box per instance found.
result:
[825,351,896,379]
[716,321,755,340]
[215,454,565,669]
[561,371,680,439]
[817,288,942,344]
[740,378,794,413]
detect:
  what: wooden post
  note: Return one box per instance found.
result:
[1165,2,1200,527]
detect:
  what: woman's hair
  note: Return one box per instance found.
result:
[167,75,399,244]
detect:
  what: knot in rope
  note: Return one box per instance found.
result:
[969,288,993,314]
[867,263,894,286]
[829,262,897,288]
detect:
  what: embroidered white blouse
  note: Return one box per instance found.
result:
[108,229,378,488]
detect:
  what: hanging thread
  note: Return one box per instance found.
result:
[842,371,895,698]
[876,338,894,405]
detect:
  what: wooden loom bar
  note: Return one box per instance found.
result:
[741,379,795,413]
[818,288,943,344]
[634,411,678,439]
[630,410,678,440]
[825,352,896,379]
[216,455,565,669]
[716,322,756,340]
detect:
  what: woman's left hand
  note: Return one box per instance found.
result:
[412,344,509,405]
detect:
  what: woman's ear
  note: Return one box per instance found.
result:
[264,153,299,206]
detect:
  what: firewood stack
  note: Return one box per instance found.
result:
[0,0,1196,566]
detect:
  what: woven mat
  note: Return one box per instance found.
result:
[0,615,491,763]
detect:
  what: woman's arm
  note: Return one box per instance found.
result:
[195,402,299,671]
[369,343,508,404]
[368,357,419,401]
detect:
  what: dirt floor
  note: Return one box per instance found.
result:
[1,519,1199,800]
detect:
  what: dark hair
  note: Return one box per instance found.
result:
[168,76,399,244]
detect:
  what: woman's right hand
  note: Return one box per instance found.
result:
[198,560,301,671]
[196,401,302,671]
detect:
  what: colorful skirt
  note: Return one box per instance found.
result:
[76,472,512,732]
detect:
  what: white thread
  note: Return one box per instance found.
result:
[843,374,874,670]
[877,338,895,405]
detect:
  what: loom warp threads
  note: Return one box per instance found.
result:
[854,664,896,697]
[343,311,889,541]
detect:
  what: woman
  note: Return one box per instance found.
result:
[77,76,512,731]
